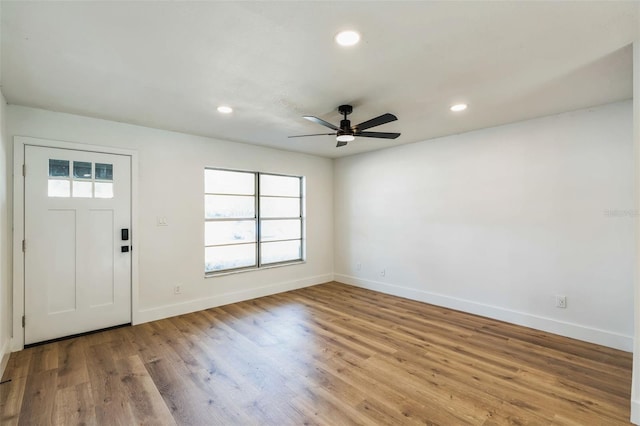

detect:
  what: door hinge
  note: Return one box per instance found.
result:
[22,240,26,252]
[22,164,26,177]
[22,316,25,328]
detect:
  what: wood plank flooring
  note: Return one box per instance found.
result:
[0,281,633,425]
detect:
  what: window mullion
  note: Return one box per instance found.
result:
[204,217,255,222]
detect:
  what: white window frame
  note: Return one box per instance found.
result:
[204,168,305,276]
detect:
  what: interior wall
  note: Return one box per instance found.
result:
[0,0,9,377]
[334,100,634,351]
[0,92,10,375]
[631,39,640,425]
[7,105,334,349]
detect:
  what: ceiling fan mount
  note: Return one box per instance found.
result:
[338,104,353,116]
[289,104,401,147]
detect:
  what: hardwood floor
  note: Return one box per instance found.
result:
[0,281,633,425]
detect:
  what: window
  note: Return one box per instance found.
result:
[48,159,114,198]
[204,169,304,274]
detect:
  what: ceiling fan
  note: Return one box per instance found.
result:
[289,105,401,147]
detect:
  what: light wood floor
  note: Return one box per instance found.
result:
[0,282,633,425]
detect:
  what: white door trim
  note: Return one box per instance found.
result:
[12,136,139,351]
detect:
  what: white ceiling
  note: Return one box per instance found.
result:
[1,1,638,159]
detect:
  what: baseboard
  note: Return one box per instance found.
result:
[335,274,633,352]
[136,273,333,324]
[0,338,11,380]
[631,399,640,425]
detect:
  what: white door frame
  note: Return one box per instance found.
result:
[12,136,139,351]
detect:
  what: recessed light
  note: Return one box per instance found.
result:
[217,105,233,114]
[335,30,360,47]
[450,104,468,112]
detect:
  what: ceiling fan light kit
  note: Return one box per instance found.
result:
[336,134,355,143]
[289,104,401,148]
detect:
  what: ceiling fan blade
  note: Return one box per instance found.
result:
[357,131,401,139]
[354,113,397,131]
[336,141,348,148]
[303,116,340,131]
[288,133,335,138]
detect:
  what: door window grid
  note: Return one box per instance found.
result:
[48,159,113,198]
[204,169,304,274]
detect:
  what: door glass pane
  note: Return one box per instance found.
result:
[260,174,300,197]
[73,161,92,179]
[261,240,301,264]
[49,159,69,177]
[95,163,113,180]
[205,244,256,272]
[260,197,300,218]
[95,182,114,199]
[260,219,301,241]
[205,220,256,246]
[205,169,254,195]
[48,179,70,197]
[72,181,92,198]
[205,195,255,219]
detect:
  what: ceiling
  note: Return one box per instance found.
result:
[1,1,638,159]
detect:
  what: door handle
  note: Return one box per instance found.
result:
[121,228,129,241]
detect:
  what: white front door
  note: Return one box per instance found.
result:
[24,145,132,344]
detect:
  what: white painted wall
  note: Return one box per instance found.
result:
[630,40,640,425]
[0,92,10,376]
[334,100,634,351]
[0,0,10,378]
[7,105,334,349]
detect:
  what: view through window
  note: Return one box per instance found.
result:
[48,159,114,198]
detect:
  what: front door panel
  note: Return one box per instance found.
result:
[24,145,132,344]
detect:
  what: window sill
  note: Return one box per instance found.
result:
[204,260,306,278]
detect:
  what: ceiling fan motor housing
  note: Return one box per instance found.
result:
[340,119,352,134]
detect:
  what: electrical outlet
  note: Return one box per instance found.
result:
[380,269,386,277]
[356,262,361,271]
[174,285,182,295]
[556,295,567,309]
